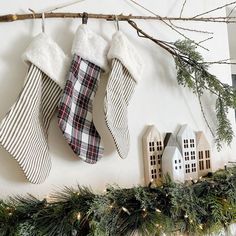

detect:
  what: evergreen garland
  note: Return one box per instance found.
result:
[0,167,236,236]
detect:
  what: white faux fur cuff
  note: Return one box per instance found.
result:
[71,25,109,71]
[107,31,143,83]
[22,33,70,89]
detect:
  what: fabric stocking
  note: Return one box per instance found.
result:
[0,34,69,184]
[104,31,143,159]
[58,25,108,163]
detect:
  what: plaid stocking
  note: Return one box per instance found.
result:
[58,25,108,163]
[104,31,143,159]
[0,34,69,184]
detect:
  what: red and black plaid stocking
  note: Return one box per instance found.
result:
[58,25,108,163]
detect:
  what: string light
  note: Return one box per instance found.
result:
[142,208,146,212]
[77,212,81,220]
[155,208,161,213]
[199,224,203,230]
[184,214,188,218]
[122,207,131,215]
[156,223,162,229]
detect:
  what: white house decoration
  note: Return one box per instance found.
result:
[196,131,212,177]
[177,124,198,181]
[162,134,184,183]
[142,124,212,185]
[142,125,164,185]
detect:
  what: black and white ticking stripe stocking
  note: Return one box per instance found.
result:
[0,33,69,184]
[104,31,143,159]
[104,59,136,159]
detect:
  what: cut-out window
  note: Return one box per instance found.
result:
[198,151,203,160]
[199,160,204,170]
[175,166,178,170]
[175,160,177,164]
[184,139,189,148]
[190,139,195,148]
[184,152,189,161]
[205,150,210,159]
[191,151,195,160]
[185,164,190,173]
[191,163,196,172]
[179,166,182,169]
[156,141,162,151]
[149,142,155,152]
[151,174,157,179]
[206,159,211,169]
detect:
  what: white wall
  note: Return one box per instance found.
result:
[0,0,235,199]
[227,6,236,74]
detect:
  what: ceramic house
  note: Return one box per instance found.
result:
[162,133,184,183]
[142,125,164,185]
[177,124,198,180]
[196,131,212,177]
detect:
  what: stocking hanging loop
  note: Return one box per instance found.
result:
[82,12,88,24]
[41,12,45,33]
[115,15,120,31]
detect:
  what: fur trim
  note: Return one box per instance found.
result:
[107,31,143,83]
[22,33,70,89]
[71,25,109,71]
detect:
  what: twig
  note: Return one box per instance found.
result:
[180,0,188,18]
[227,5,236,18]
[198,36,213,45]
[196,82,215,138]
[169,20,213,35]
[44,0,86,13]
[128,0,209,51]
[192,0,236,19]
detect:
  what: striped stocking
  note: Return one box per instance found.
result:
[104,31,143,159]
[0,34,69,184]
[58,25,108,164]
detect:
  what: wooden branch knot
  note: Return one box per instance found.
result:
[0,14,17,22]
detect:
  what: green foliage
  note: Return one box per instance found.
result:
[1,168,236,235]
[174,39,236,150]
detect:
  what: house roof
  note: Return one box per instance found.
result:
[177,124,195,138]
[164,133,181,152]
[196,131,210,149]
[162,146,182,161]
[143,125,162,141]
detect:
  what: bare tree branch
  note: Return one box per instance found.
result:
[192,0,236,18]
[180,0,188,18]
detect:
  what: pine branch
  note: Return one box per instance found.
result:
[128,20,236,150]
[1,167,236,236]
